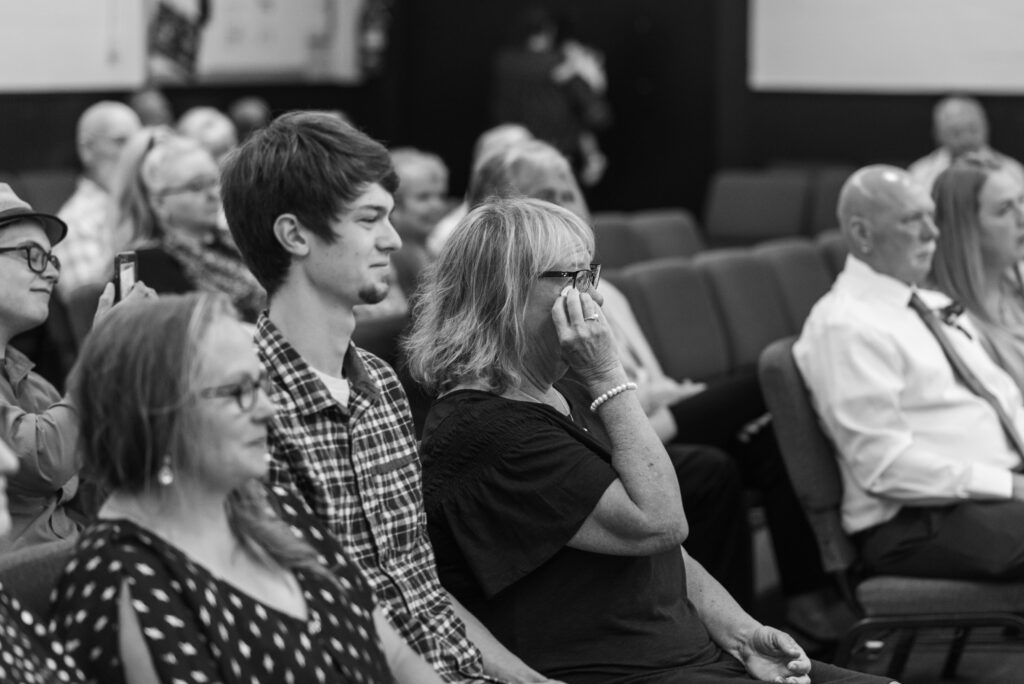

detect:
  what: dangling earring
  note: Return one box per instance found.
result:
[157,455,174,486]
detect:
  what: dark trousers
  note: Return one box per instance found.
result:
[858,500,1024,580]
[671,373,829,598]
[668,444,753,608]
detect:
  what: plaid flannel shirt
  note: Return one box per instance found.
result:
[55,177,113,298]
[255,315,489,683]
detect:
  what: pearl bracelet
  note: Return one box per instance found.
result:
[589,382,638,412]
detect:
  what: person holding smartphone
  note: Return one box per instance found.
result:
[107,127,265,322]
[0,182,154,552]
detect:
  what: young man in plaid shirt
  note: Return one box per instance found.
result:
[221,111,558,684]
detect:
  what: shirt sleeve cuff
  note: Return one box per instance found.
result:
[967,464,1015,499]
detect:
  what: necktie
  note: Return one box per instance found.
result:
[909,292,1024,465]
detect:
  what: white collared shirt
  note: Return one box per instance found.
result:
[794,256,1024,534]
[908,145,1024,191]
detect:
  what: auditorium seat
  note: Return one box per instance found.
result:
[815,229,849,276]
[703,169,809,246]
[805,165,854,235]
[591,211,646,268]
[695,249,793,372]
[609,258,733,383]
[760,337,1024,680]
[629,208,704,259]
[754,238,834,330]
[351,313,409,367]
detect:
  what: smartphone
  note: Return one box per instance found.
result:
[113,251,137,302]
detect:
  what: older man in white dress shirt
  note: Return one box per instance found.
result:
[795,164,1024,580]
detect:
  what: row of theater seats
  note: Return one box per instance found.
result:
[607,231,847,386]
[590,164,851,270]
[353,228,849,436]
[702,165,853,246]
[591,208,705,269]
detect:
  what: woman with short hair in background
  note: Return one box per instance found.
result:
[108,127,265,321]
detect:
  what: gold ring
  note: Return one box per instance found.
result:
[584,314,600,321]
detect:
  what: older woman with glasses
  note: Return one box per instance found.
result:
[107,127,265,321]
[931,157,1024,394]
[52,293,444,683]
[404,198,890,683]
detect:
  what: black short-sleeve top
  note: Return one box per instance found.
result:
[420,385,718,683]
[49,486,391,684]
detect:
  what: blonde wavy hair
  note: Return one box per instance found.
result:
[403,196,594,394]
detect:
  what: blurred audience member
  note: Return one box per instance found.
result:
[909,96,1024,191]
[389,147,449,296]
[222,111,554,683]
[491,6,610,187]
[931,156,1024,393]
[177,106,239,164]
[56,293,443,683]
[109,128,264,321]
[796,165,1024,581]
[128,86,174,127]
[0,437,86,682]
[229,95,272,143]
[0,183,151,552]
[427,123,533,256]
[55,101,141,299]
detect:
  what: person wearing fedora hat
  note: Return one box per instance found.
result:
[0,182,153,553]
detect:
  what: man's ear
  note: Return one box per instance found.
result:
[847,216,873,256]
[273,214,310,256]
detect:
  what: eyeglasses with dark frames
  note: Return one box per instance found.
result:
[198,371,271,411]
[538,263,601,293]
[157,176,220,198]
[0,244,61,274]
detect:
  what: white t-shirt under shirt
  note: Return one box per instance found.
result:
[312,367,351,408]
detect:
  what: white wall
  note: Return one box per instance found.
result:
[0,0,363,92]
[0,0,146,92]
[750,0,1024,93]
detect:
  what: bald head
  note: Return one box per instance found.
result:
[177,106,238,164]
[933,96,988,157]
[472,124,533,172]
[838,165,938,285]
[837,165,915,228]
[76,101,142,188]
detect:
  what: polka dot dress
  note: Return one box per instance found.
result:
[0,583,83,683]
[50,490,392,684]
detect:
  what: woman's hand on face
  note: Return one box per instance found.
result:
[550,287,621,384]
